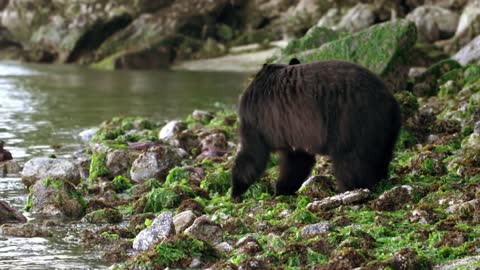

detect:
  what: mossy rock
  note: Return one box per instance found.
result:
[276,20,417,91]
[280,27,344,57]
[394,91,419,120]
[414,59,462,96]
[84,208,123,224]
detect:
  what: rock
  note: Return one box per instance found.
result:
[94,0,231,69]
[130,145,182,183]
[83,208,122,224]
[173,210,196,233]
[0,200,27,225]
[281,26,342,57]
[235,235,262,256]
[452,0,480,47]
[298,175,333,199]
[105,149,139,178]
[300,221,331,238]
[409,151,447,176]
[0,223,52,237]
[316,8,342,29]
[1,1,139,63]
[475,121,480,134]
[453,35,480,65]
[158,120,185,140]
[21,157,80,188]
[307,189,370,211]
[461,133,480,150]
[409,209,431,224]
[78,128,98,143]
[327,247,366,269]
[184,215,223,244]
[446,199,479,214]
[406,6,459,42]
[435,255,480,270]
[388,248,431,269]
[215,242,234,253]
[278,20,417,91]
[0,159,22,176]
[133,211,174,251]
[372,185,418,211]
[336,3,376,33]
[192,110,214,123]
[30,178,85,218]
[196,133,228,160]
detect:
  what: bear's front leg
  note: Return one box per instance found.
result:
[231,127,270,201]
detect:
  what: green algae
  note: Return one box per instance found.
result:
[144,187,181,213]
[112,175,133,193]
[88,151,109,181]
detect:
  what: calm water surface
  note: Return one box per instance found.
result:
[0,61,249,269]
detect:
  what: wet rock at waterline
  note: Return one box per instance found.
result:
[1,223,52,238]
[29,178,85,219]
[0,159,21,176]
[0,200,27,225]
[21,158,80,187]
[133,211,174,251]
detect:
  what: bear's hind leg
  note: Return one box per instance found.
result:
[275,151,316,196]
[231,128,270,201]
[332,152,380,192]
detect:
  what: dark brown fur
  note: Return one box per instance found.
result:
[231,60,401,200]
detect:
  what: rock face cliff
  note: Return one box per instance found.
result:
[0,0,479,70]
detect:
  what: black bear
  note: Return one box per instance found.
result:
[231,59,401,201]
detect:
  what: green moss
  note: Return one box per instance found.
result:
[43,178,64,190]
[100,232,120,240]
[281,27,343,56]
[89,151,109,181]
[200,167,231,197]
[112,175,133,193]
[153,235,217,267]
[144,188,181,213]
[84,208,123,224]
[464,64,480,85]
[164,167,190,186]
[396,129,416,150]
[394,91,419,119]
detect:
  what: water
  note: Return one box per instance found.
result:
[0,61,249,269]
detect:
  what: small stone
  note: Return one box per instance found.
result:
[215,242,234,253]
[307,189,370,211]
[409,209,430,224]
[298,176,332,199]
[189,257,202,268]
[173,210,196,233]
[192,110,214,123]
[133,211,174,251]
[300,221,331,238]
[184,215,223,244]
[1,223,52,237]
[474,121,480,135]
[389,248,431,269]
[372,185,416,211]
[158,121,185,140]
[453,35,480,65]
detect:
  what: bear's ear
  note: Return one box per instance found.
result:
[289,58,301,65]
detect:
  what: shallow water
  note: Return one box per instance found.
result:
[0,61,248,269]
